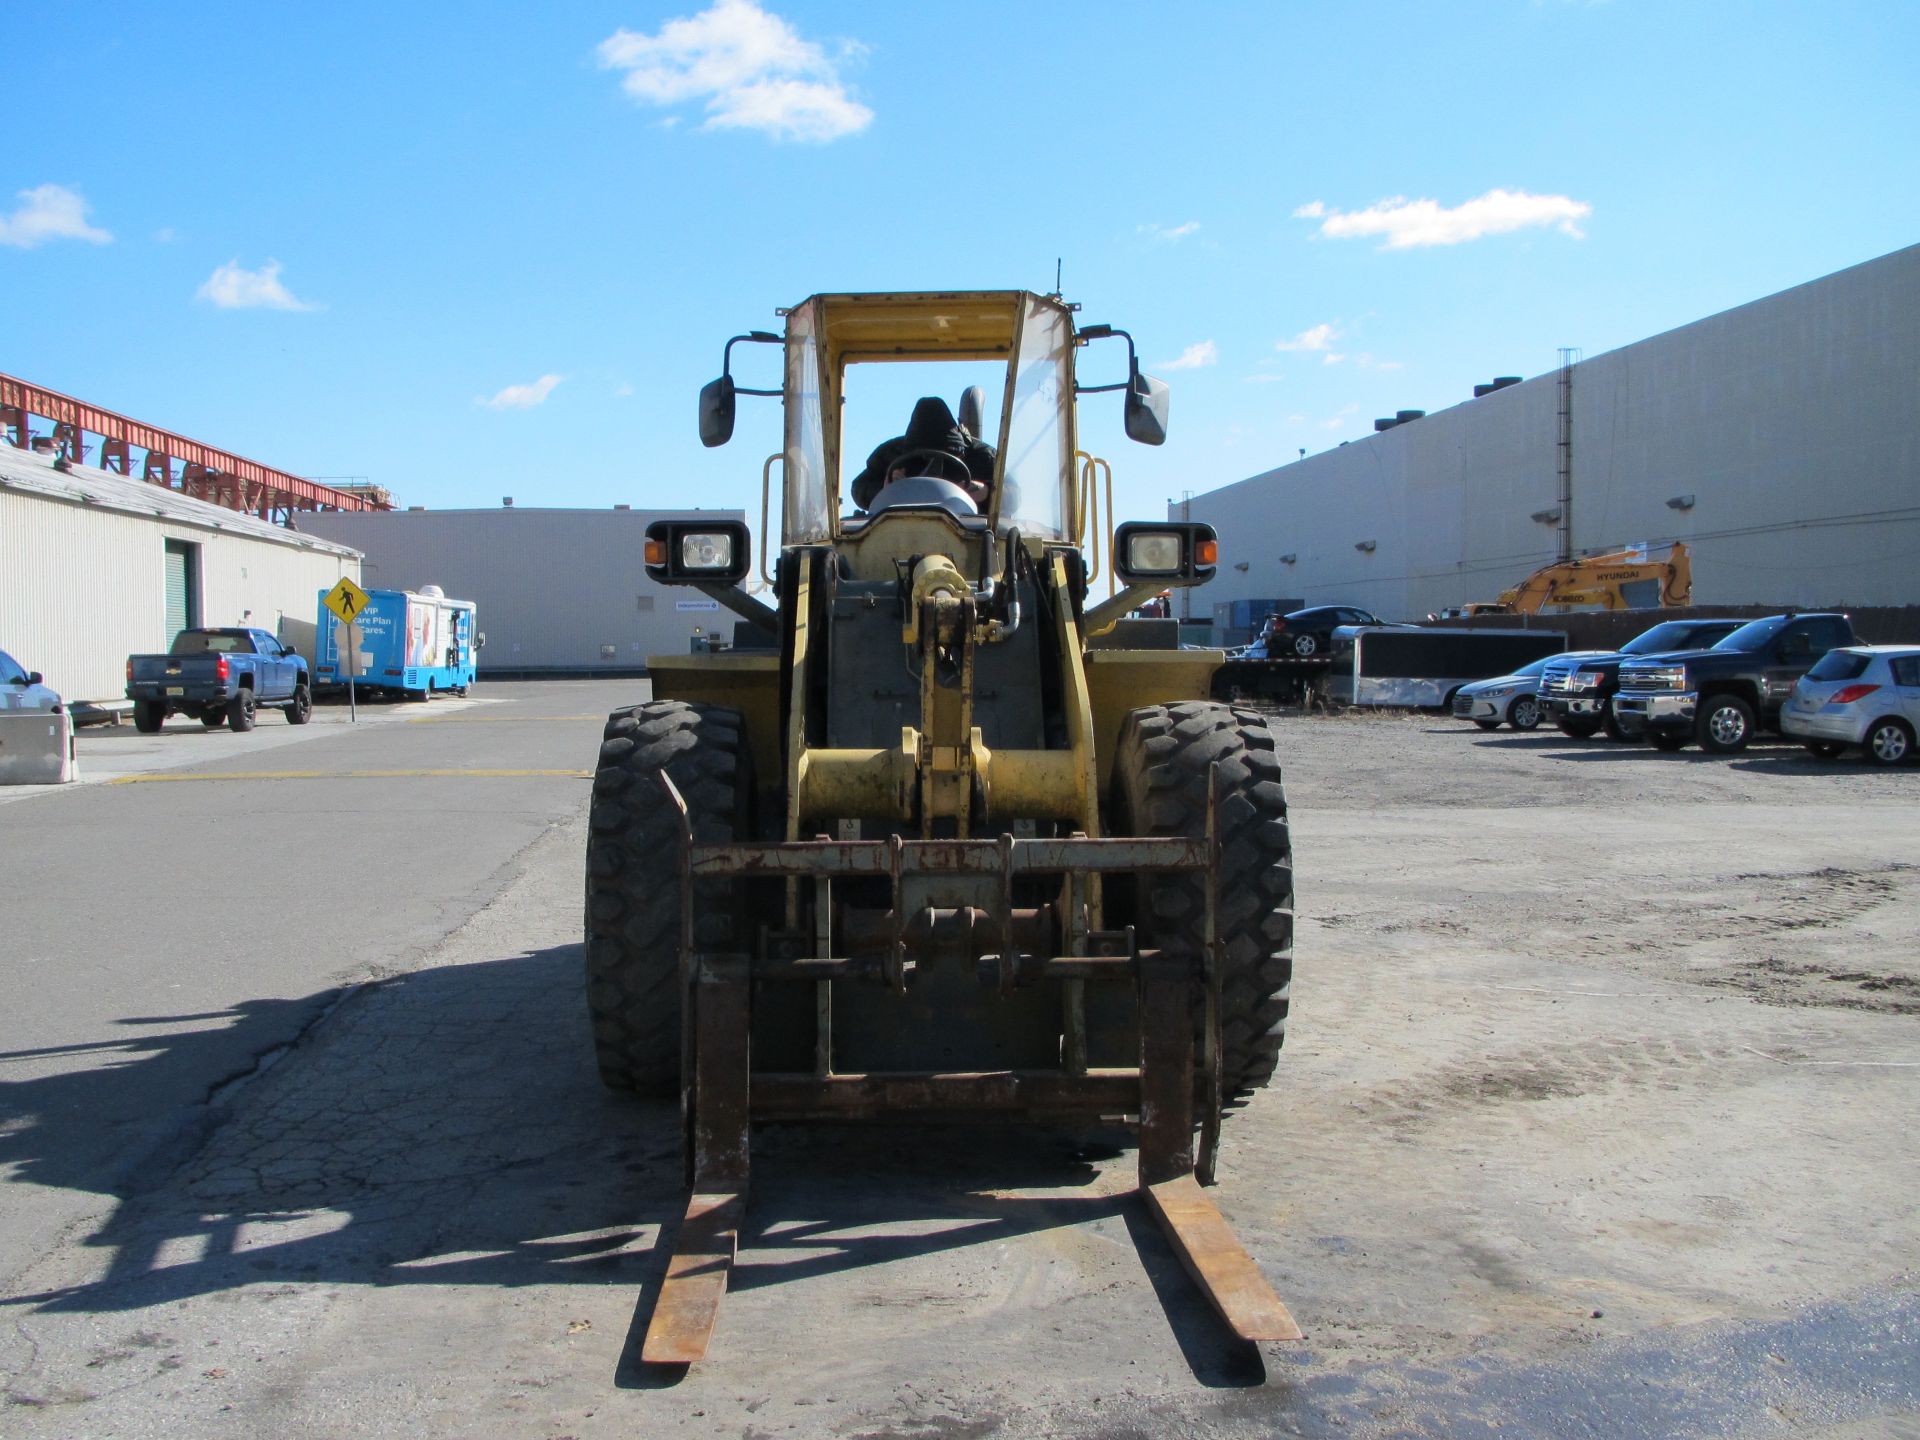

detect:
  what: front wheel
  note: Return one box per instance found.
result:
[133,700,165,734]
[1507,695,1543,731]
[228,689,257,732]
[1865,718,1913,766]
[1696,695,1754,754]
[285,683,313,725]
[1556,716,1602,739]
[584,701,752,1095]
[1110,702,1293,1096]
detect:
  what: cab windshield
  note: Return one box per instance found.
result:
[1713,617,1787,652]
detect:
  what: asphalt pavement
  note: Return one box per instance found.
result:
[0,682,635,1300]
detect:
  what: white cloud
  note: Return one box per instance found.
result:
[1158,340,1217,371]
[1138,220,1200,244]
[1319,403,1360,430]
[0,184,112,248]
[1243,373,1288,385]
[1274,323,1338,354]
[1293,188,1592,249]
[153,226,179,244]
[196,259,317,311]
[613,381,635,397]
[482,374,565,410]
[599,0,871,143]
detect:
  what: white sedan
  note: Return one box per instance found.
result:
[0,648,63,712]
[1781,645,1920,765]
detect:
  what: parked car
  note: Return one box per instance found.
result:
[1536,618,1745,739]
[1256,605,1400,659]
[125,627,312,733]
[1614,612,1858,754]
[1452,653,1606,731]
[1780,645,1920,765]
[0,648,63,712]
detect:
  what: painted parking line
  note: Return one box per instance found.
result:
[110,768,593,784]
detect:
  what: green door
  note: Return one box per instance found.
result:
[163,540,198,640]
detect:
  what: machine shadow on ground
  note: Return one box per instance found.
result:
[0,944,1262,1387]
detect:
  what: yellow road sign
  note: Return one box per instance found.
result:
[323,576,372,625]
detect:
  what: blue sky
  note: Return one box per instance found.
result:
[7,1,1917,529]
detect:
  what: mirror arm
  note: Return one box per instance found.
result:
[692,581,779,633]
[1072,325,1138,395]
[723,331,784,396]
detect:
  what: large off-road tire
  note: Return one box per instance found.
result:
[133,700,165,734]
[584,700,750,1095]
[1111,702,1294,1095]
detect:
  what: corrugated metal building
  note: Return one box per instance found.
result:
[1,445,361,708]
[299,507,754,672]
[1187,243,1920,624]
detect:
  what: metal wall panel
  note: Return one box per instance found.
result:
[1188,243,1920,622]
[299,509,755,671]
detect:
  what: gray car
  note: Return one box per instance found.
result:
[1780,645,1920,765]
[1451,653,1607,731]
[0,648,63,713]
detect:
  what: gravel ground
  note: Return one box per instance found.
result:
[4,708,1917,1438]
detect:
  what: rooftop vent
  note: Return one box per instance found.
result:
[502,497,514,507]
[1395,409,1426,423]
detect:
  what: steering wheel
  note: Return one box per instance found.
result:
[888,448,973,485]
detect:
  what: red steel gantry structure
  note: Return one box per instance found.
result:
[0,372,389,521]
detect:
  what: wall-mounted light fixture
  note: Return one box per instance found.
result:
[1530,506,1563,524]
[1666,494,1696,511]
[1279,552,1297,564]
[1355,540,1377,553]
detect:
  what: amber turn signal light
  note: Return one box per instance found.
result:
[644,538,667,566]
[1194,538,1219,566]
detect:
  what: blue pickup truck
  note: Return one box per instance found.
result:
[126,627,312,733]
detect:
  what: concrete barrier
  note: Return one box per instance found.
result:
[0,710,78,784]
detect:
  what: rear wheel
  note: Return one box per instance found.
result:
[1507,695,1543,731]
[1110,702,1293,1096]
[1291,632,1318,658]
[285,683,313,725]
[133,701,165,734]
[1696,694,1753,754]
[227,689,256,732]
[1864,718,1913,766]
[584,700,751,1095]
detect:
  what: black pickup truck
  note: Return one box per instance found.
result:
[126,627,312,734]
[1536,617,1745,739]
[1613,612,1857,753]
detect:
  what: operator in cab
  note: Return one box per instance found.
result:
[850,396,996,513]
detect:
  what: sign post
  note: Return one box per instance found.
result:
[322,577,373,725]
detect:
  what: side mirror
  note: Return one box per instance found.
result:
[699,375,737,448]
[26,671,43,686]
[1124,367,1170,446]
[475,632,487,649]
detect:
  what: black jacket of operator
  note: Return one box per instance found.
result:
[849,397,996,512]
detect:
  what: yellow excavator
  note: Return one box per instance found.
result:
[1461,541,1691,615]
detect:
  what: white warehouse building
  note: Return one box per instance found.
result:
[1188,243,1920,626]
[1,444,362,710]
[300,507,756,672]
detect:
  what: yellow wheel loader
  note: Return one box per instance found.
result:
[584,291,1299,1363]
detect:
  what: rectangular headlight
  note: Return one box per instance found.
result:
[680,532,734,571]
[1125,532,1182,574]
